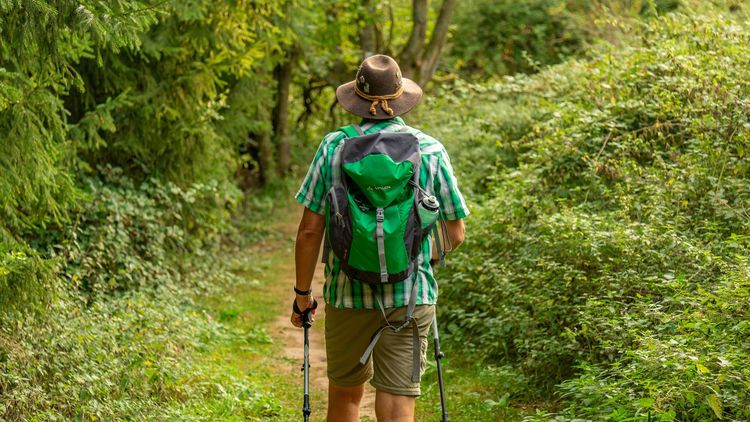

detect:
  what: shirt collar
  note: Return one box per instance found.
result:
[359,116,406,126]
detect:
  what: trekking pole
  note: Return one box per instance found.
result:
[432,313,449,422]
[294,299,318,422]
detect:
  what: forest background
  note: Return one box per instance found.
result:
[2,0,749,420]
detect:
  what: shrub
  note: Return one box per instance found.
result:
[53,167,239,296]
[0,238,57,314]
[0,283,281,420]
[0,169,257,420]
[421,12,750,419]
[449,0,585,76]
[446,0,681,78]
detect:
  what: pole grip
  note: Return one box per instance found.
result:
[293,298,318,327]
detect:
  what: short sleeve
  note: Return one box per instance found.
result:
[295,135,333,215]
[433,148,470,220]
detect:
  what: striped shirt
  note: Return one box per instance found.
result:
[295,116,469,309]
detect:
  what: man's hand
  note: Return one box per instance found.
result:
[291,294,316,328]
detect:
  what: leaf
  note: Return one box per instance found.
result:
[637,397,654,408]
[498,393,510,407]
[707,394,723,419]
[695,363,711,374]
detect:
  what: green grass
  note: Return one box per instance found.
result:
[1,184,553,421]
[188,198,549,421]
[181,202,326,421]
[417,346,558,420]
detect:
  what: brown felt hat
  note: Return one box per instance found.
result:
[336,54,422,120]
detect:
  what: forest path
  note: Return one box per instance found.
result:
[262,205,378,421]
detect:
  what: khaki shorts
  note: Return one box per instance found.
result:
[324,304,436,396]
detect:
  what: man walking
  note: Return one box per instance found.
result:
[291,54,468,422]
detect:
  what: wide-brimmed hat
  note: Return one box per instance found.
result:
[336,55,422,120]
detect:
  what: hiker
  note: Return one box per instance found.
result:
[291,54,468,422]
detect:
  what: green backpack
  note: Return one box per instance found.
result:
[323,124,445,383]
[324,124,439,285]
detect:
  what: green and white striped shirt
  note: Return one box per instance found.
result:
[295,116,469,309]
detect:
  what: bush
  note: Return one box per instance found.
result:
[54,167,239,296]
[446,0,681,78]
[421,12,750,419]
[449,0,585,76]
[0,170,258,420]
[0,239,57,314]
[0,283,283,420]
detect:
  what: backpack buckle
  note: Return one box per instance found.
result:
[376,208,385,222]
[392,317,412,333]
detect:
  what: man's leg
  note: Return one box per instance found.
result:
[327,382,365,422]
[374,390,415,422]
[370,305,435,422]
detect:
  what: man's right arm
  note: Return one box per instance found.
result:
[432,147,469,255]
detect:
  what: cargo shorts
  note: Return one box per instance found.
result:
[324,304,436,396]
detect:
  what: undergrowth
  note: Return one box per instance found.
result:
[415,10,750,420]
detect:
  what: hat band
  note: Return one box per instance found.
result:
[354,83,404,116]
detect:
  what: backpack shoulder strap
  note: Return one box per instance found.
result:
[322,124,362,264]
[338,124,365,138]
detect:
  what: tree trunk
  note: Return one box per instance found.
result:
[417,0,457,85]
[359,0,378,56]
[274,48,297,176]
[398,0,428,79]
[258,129,276,184]
[397,0,456,86]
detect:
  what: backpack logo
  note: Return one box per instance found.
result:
[367,185,391,191]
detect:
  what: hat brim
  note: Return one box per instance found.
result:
[336,78,422,120]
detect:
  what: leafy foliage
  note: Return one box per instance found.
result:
[4,0,750,419]
[0,271,288,420]
[449,0,584,76]
[447,0,682,78]
[58,167,239,296]
[421,11,750,419]
[0,168,272,420]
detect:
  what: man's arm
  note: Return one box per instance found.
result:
[432,218,465,261]
[291,207,325,327]
[444,218,465,250]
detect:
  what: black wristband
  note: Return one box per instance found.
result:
[292,298,318,316]
[294,287,312,296]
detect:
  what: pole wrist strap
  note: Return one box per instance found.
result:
[294,287,312,296]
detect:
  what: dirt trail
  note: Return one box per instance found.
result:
[267,210,377,421]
